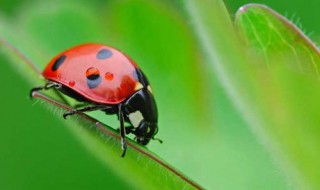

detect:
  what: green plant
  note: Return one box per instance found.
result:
[1,1,319,189]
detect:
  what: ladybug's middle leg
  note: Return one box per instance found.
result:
[73,103,90,109]
[63,105,112,119]
[118,104,127,157]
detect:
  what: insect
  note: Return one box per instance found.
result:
[30,43,161,157]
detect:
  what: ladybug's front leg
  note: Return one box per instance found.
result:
[118,104,127,157]
[125,126,135,135]
[116,126,133,136]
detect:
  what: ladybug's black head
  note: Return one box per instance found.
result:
[135,121,158,145]
[123,86,159,145]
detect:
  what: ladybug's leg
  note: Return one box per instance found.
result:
[29,87,45,97]
[118,104,127,157]
[30,81,62,98]
[116,126,133,135]
[125,126,135,134]
[73,103,90,109]
[63,105,112,119]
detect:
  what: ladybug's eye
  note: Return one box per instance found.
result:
[86,67,100,80]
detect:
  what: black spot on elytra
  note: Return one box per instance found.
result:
[52,55,66,71]
[86,77,102,89]
[87,74,100,80]
[97,49,112,59]
[86,67,101,89]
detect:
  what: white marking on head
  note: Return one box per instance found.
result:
[128,111,144,128]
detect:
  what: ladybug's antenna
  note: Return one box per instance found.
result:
[152,137,163,144]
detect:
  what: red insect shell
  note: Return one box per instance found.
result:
[43,43,141,104]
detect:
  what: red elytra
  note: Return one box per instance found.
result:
[43,43,140,104]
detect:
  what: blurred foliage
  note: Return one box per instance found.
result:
[235,4,320,189]
[225,0,320,43]
[236,4,320,75]
[1,0,320,189]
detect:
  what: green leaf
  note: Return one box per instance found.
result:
[33,92,202,190]
[235,4,320,76]
[103,1,292,189]
[234,4,320,189]
[186,1,320,189]
[1,0,303,189]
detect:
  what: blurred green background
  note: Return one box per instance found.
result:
[1,0,319,189]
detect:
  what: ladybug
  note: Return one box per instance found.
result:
[30,43,161,157]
